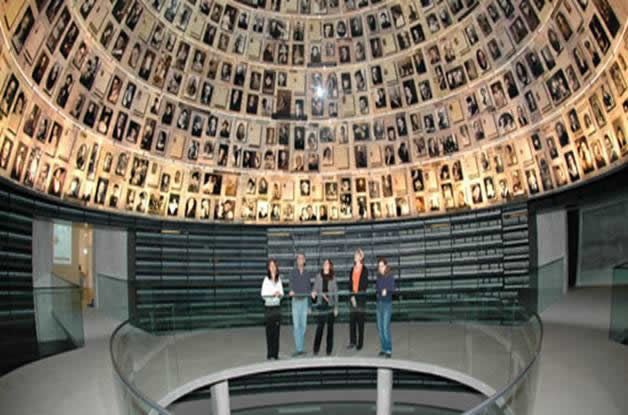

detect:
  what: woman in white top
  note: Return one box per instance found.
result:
[261,258,284,360]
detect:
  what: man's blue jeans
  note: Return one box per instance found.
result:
[291,297,308,352]
[376,300,392,354]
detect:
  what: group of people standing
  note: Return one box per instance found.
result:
[260,249,394,360]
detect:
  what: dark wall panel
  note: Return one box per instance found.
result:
[0,188,35,374]
[131,204,530,329]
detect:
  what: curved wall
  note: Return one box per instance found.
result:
[1,0,628,225]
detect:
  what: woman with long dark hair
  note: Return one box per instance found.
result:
[312,259,338,355]
[376,257,394,358]
[261,258,284,360]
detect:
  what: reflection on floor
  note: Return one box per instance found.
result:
[533,287,628,415]
[0,287,626,415]
[0,338,75,375]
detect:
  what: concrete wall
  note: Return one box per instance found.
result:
[535,209,568,312]
[536,209,567,267]
[578,199,628,286]
[93,227,128,281]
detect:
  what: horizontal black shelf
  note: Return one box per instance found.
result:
[131,204,531,325]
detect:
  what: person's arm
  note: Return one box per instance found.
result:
[261,278,271,298]
[381,277,388,298]
[382,275,395,299]
[308,271,316,301]
[288,269,295,296]
[321,278,330,303]
[332,280,339,314]
[360,267,369,292]
[359,267,369,305]
[349,266,357,307]
[312,274,320,300]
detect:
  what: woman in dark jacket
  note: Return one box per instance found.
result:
[376,257,394,358]
[312,259,339,355]
[348,248,368,350]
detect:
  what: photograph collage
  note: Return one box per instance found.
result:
[0,0,627,223]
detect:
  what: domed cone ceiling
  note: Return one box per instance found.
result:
[0,0,627,223]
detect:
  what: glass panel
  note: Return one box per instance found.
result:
[231,402,459,415]
[579,201,628,286]
[96,274,129,322]
[536,258,565,313]
[610,263,628,344]
[111,291,542,415]
[33,274,84,350]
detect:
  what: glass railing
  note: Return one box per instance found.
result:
[96,274,129,322]
[610,262,628,345]
[533,258,565,313]
[232,401,461,415]
[110,291,542,415]
[33,274,84,350]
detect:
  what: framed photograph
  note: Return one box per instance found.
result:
[611,118,628,155]
[588,14,611,54]
[591,0,620,38]
[0,136,14,171]
[48,164,67,197]
[546,69,572,105]
[11,7,35,55]
[0,74,20,117]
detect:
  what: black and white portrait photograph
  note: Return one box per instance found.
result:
[546,69,572,105]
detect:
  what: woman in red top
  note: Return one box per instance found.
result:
[348,248,368,350]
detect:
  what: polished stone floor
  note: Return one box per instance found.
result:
[0,287,626,415]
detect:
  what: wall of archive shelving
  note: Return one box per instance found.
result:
[0,186,34,372]
[131,222,269,327]
[267,203,530,305]
[131,203,530,328]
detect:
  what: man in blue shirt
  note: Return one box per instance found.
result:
[289,253,312,356]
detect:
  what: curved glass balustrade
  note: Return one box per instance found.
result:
[110,292,542,415]
[232,401,461,415]
[610,261,628,345]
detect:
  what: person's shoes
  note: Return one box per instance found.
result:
[347,344,356,349]
[356,345,363,351]
[292,351,302,357]
[326,351,332,356]
[385,352,392,359]
[378,351,386,357]
[298,351,306,356]
[313,351,319,356]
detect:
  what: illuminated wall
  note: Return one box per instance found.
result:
[1,0,627,224]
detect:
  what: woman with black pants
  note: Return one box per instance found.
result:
[312,259,338,355]
[348,248,368,350]
[261,258,284,360]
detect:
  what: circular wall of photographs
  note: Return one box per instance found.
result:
[1,0,628,223]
